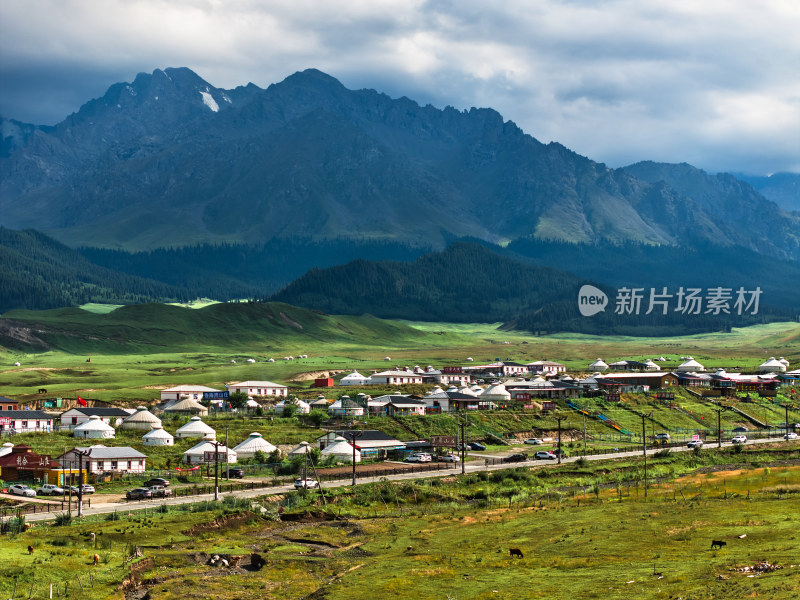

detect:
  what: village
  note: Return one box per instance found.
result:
[1,353,798,509]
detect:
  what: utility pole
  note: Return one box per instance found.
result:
[784,404,791,439]
[345,429,363,486]
[459,413,468,475]
[213,440,220,501]
[225,426,229,481]
[555,414,565,465]
[582,411,587,455]
[75,449,89,518]
[641,414,648,499]
[714,408,723,448]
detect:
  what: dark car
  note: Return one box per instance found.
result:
[502,453,528,463]
[126,488,153,500]
[143,478,170,487]
[224,468,245,478]
[467,442,486,451]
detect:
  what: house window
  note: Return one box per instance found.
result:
[22,421,28,429]
[72,417,77,424]
[111,460,118,470]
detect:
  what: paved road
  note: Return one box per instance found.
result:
[4,436,792,524]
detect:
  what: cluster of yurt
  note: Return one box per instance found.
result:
[759,357,788,373]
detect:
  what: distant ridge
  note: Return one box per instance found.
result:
[1,67,798,260]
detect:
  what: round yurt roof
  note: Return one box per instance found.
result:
[458,385,477,396]
[778,357,790,367]
[176,417,215,434]
[678,357,705,371]
[288,441,313,456]
[74,415,115,432]
[321,436,360,459]
[164,397,207,412]
[430,386,444,395]
[142,425,173,439]
[123,406,161,424]
[233,432,277,454]
[589,358,608,369]
[481,382,510,399]
[759,357,786,372]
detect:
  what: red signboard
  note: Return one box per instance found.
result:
[0,417,11,427]
[430,435,457,448]
[514,392,531,401]
[443,367,463,373]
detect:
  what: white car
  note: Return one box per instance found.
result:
[293,478,320,490]
[534,451,557,460]
[731,435,747,444]
[654,433,671,440]
[687,440,704,449]
[784,432,798,440]
[524,438,543,445]
[9,484,36,497]
[405,452,432,463]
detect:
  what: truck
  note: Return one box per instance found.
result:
[148,485,172,498]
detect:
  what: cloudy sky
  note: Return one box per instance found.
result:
[1,0,798,175]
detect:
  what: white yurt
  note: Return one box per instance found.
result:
[232,432,278,459]
[677,357,705,372]
[339,371,369,386]
[759,357,787,373]
[466,357,474,362]
[310,395,331,409]
[0,442,15,458]
[175,416,216,439]
[589,358,609,371]
[121,406,162,431]
[142,425,174,446]
[778,357,790,368]
[328,396,365,417]
[183,441,237,465]
[163,397,208,416]
[384,356,391,361]
[458,385,478,397]
[288,441,313,456]
[320,435,361,463]
[644,359,661,371]
[274,399,311,415]
[74,415,115,439]
[480,382,511,403]
[470,384,484,394]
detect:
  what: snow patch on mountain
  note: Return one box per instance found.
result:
[200,91,219,112]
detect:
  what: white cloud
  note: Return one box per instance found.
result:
[0,0,798,174]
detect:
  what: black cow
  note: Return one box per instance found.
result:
[509,548,524,558]
[711,540,726,549]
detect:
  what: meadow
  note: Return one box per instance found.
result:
[2,457,799,600]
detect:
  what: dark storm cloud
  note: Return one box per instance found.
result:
[0,0,797,174]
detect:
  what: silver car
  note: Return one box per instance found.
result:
[731,435,747,444]
[9,484,36,497]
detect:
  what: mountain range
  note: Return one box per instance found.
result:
[1,67,799,259]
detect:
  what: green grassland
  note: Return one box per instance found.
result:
[3,458,799,600]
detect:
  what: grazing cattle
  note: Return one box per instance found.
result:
[509,548,524,558]
[38,388,47,394]
[27,545,34,555]
[93,554,100,565]
[711,540,727,549]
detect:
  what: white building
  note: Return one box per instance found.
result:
[160,385,222,403]
[367,370,423,385]
[677,357,706,372]
[0,410,54,433]
[73,415,116,439]
[526,360,567,375]
[175,416,216,439]
[58,445,147,474]
[327,396,365,417]
[589,358,609,371]
[274,398,311,415]
[60,407,131,428]
[227,380,288,398]
[759,357,787,373]
[141,425,174,446]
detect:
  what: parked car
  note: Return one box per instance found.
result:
[36,483,64,496]
[732,427,749,432]
[148,485,172,498]
[654,433,671,440]
[434,454,460,462]
[9,484,36,497]
[69,484,95,495]
[467,442,486,451]
[784,432,798,440]
[405,452,432,463]
[534,451,556,460]
[524,438,543,445]
[223,468,245,478]
[126,488,153,500]
[143,478,170,487]
[731,435,748,444]
[502,453,528,463]
[294,478,320,490]
[687,440,704,449]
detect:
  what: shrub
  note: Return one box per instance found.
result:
[54,512,72,526]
